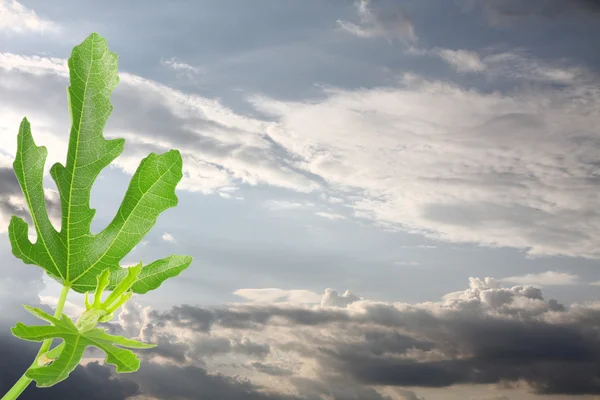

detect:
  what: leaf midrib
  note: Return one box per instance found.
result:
[66,37,95,283]
[59,334,81,382]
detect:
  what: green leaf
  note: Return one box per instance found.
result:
[9,119,65,283]
[110,255,193,294]
[11,306,155,388]
[8,32,192,293]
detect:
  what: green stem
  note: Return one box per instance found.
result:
[1,285,70,400]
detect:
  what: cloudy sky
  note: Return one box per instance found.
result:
[1,0,600,399]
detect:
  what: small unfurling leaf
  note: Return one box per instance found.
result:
[12,306,155,388]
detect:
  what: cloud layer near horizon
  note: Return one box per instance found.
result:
[4,240,598,399]
[89,277,600,398]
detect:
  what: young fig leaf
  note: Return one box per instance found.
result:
[8,32,192,293]
[11,306,155,388]
[109,254,193,294]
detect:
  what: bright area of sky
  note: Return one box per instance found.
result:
[1,1,600,399]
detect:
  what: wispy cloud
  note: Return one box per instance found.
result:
[0,52,66,75]
[233,288,322,304]
[0,51,319,206]
[501,271,580,286]
[3,41,600,261]
[264,200,314,211]
[161,232,176,242]
[414,46,587,84]
[0,0,60,35]
[315,211,346,220]
[251,55,600,259]
[437,49,486,73]
[478,51,587,84]
[323,195,344,204]
[160,57,203,76]
[337,0,417,42]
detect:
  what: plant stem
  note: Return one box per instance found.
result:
[1,285,70,400]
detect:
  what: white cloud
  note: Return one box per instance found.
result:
[160,57,203,76]
[251,61,600,259]
[438,49,486,72]
[121,261,142,268]
[0,52,319,204]
[264,200,314,211]
[439,276,560,314]
[337,0,417,41]
[431,47,587,84]
[118,299,152,338]
[321,288,361,307]
[327,196,344,204]
[38,295,85,318]
[3,48,600,260]
[481,51,587,84]
[162,232,176,242]
[501,271,580,286]
[0,52,66,75]
[0,0,60,35]
[315,211,346,220]
[0,50,321,234]
[233,288,322,305]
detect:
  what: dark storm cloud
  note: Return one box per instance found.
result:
[289,375,394,400]
[0,300,297,400]
[0,333,299,400]
[0,168,21,194]
[144,279,600,395]
[326,302,600,394]
[0,167,30,222]
[0,334,139,400]
[248,361,294,377]
[323,317,600,394]
[0,239,54,326]
[144,334,189,364]
[131,363,301,400]
[150,303,350,332]
[233,338,271,359]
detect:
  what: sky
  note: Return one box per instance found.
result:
[1,0,600,399]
